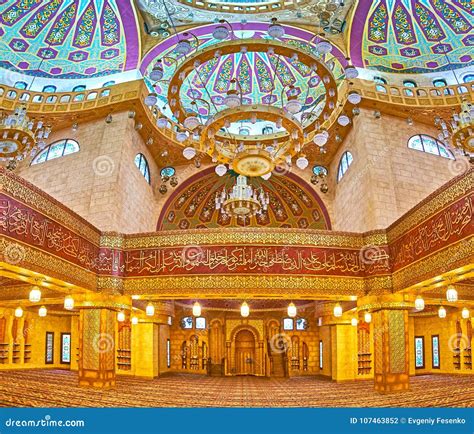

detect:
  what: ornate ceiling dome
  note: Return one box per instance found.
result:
[350,0,473,74]
[0,0,140,79]
[142,23,348,127]
[157,167,331,230]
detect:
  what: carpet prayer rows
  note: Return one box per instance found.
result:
[0,370,473,407]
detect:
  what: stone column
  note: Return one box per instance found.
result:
[78,307,116,389]
[373,308,410,394]
[76,293,130,389]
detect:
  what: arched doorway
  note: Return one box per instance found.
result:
[235,330,256,375]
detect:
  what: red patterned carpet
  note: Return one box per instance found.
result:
[0,370,473,407]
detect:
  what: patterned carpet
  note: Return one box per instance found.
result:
[0,370,473,407]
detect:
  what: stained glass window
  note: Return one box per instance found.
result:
[195,317,206,329]
[313,165,328,176]
[283,318,294,330]
[31,139,80,165]
[296,318,308,331]
[408,135,454,159]
[61,333,71,364]
[134,153,151,184]
[181,316,193,329]
[160,166,175,178]
[463,75,474,83]
[415,336,424,369]
[337,151,353,182]
[319,340,323,369]
[45,332,54,364]
[432,335,440,369]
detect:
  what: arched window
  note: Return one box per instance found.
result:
[31,139,79,165]
[42,85,57,93]
[403,80,417,96]
[262,126,274,135]
[433,79,447,88]
[134,153,150,184]
[102,81,115,87]
[463,74,474,83]
[433,78,453,95]
[73,85,86,92]
[312,165,328,176]
[14,81,28,90]
[337,151,353,182]
[408,135,454,159]
[374,76,387,93]
[160,166,175,178]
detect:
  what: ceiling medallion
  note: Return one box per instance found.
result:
[145,20,360,179]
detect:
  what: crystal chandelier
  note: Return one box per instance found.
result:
[0,106,51,168]
[435,100,473,154]
[433,47,473,154]
[215,175,269,217]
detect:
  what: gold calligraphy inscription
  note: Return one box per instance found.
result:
[124,245,391,277]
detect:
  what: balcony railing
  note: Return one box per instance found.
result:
[1,79,472,149]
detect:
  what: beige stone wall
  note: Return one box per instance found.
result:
[17,112,160,233]
[330,109,468,232]
[14,108,467,234]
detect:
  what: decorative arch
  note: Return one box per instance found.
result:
[157,167,331,230]
[229,324,261,344]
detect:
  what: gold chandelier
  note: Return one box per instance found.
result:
[436,99,474,154]
[145,21,360,178]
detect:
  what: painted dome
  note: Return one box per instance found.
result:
[350,0,473,73]
[142,23,348,127]
[0,0,140,79]
[157,168,331,230]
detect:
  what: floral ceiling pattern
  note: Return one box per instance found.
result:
[142,23,347,124]
[350,0,473,73]
[0,0,140,78]
[157,168,331,230]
